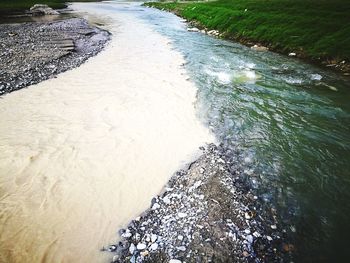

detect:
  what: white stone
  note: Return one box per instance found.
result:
[122,232,132,238]
[187,27,199,32]
[246,235,253,243]
[289,52,296,56]
[151,234,158,243]
[253,231,261,238]
[178,235,184,241]
[136,243,147,250]
[266,236,273,241]
[178,212,187,218]
[169,260,182,263]
[152,203,160,210]
[150,243,158,251]
[163,196,171,204]
[129,243,136,254]
[177,246,186,251]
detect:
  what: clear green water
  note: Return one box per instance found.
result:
[131,3,350,261]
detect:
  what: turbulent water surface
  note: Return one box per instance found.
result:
[1,1,350,262]
[135,3,350,261]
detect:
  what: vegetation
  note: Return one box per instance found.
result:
[145,0,350,62]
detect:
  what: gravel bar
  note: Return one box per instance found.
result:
[0,18,110,95]
[106,144,296,263]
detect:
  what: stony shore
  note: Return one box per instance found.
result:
[0,18,110,95]
[106,144,295,263]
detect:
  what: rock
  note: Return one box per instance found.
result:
[187,27,199,32]
[244,212,251,219]
[266,236,273,241]
[112,255,119,262]
[129,243,136,254]
[169,260,182,263]
[246,235,254,243]
[251,45,268,51]
[136,243,147,250]
[253,231,261,238]
[29,4,59,16]
[288,52,296,56]
[151,234,158,243]
[122,232,132,238]
[140,250,149,257]
[177,246,186,251]
[163,196,171,204]
[271,224,277,230]
[178,212,187,218]
[151,203,160,210]
[149,243,158,251]
[178,235,184,241]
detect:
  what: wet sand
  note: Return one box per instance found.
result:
[0,2,213,263]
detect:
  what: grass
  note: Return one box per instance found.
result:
[145,0,350,62]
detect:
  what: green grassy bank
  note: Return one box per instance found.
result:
[145,0,350,70]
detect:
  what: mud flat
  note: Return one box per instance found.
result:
[0,17,110,95]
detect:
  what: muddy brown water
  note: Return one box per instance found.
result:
[0,2,213,262]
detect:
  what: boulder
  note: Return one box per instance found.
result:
[251,44,268,51]
[29,4,59,16]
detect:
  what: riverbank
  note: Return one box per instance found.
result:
[144,0,350,75]
[107,144,295,262]
[0,0,100,15]
[0,18,110,95]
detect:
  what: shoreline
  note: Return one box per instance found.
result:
[0,17,110,95]
[144,3,350,76]
[107,144,295,262]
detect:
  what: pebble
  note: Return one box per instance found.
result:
[151,234,158,243]
[149,243,158,251]
[246,235,254,243]
[163,197,171,206]
[136,243,147,250]
[253,231,261,238]
[178,235,184,241]
[244,212,251,219]
[152,203,160,210]
[129,243,136,254]
[178,212,187,218]
[122,232,132,238]
[177,246,186,251]
[169,260,182,263]
[140,250,149,257]
[271,224,277,230]
[266,236,273,241]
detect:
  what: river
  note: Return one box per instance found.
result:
[1,1,350,262]
[0,2,213,262]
